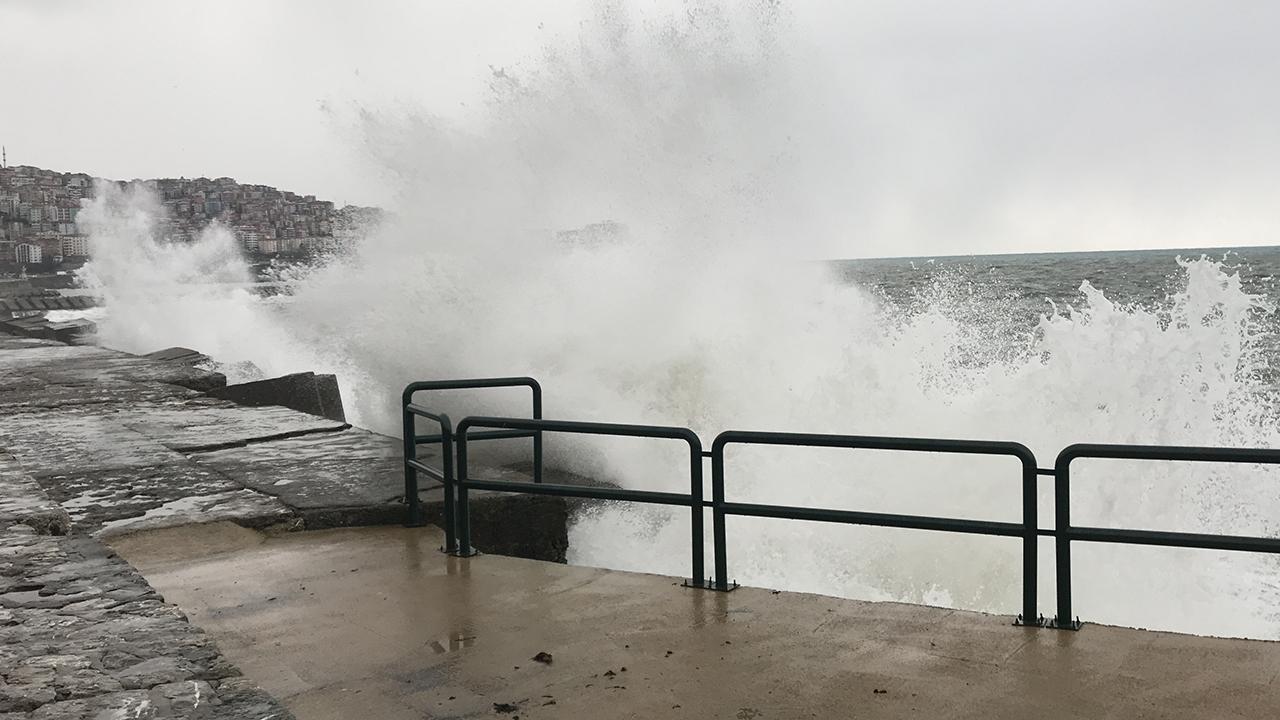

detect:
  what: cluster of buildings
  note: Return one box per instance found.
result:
[0,165,92,266]
[0,162,378,270]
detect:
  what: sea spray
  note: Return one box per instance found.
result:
[76,181,355,386]
[74,3,1280,638]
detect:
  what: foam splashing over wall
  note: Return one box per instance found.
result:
[74,3,1280,638]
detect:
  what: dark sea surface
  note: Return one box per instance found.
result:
[837,245,1280,333]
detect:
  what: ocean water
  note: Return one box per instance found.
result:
[67,3,1280,639]
[844,246,1280,331]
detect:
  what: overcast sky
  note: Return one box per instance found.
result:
[3,0,1279,256]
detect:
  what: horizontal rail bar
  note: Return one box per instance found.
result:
[720,502,1026,537]
[405,459,446,483]
[462,478,696,507]
[1059,443,1280,465]
[459,416,702,444]
[406,377,541,390]
[405,403,448,422]
[1069,525,1280,553]
[714,429,1037,462]
[402,376,541,401]
[416,429,536,444]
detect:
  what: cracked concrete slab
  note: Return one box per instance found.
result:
[191,428,411,509]
[0,342,224,392]
[0,380,200,415]
[116,404,349,452]
[34,462,293,538]
[0,407,188,478]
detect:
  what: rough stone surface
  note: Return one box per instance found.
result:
[0,455,69,536]
[34,463,294,539]
[0,407,189,478]
[192,429,409,509]
[1,335,570,543]
[0,520,295,718]
[0,335,298,717]
[0,380,200,415]
[0,341,225,392]
[114,404,348,453]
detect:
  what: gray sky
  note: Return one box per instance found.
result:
[3,0,1279,256]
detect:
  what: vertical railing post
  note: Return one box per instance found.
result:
[1020,458,1037,624]
[438,414,456,553]
[402,401,425,528]
[711,438,729,591]
[1054,456,1073,627]
[688,440,705,586]
[531,381,544,484]
[455,421,475,557]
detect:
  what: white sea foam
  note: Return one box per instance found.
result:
[75,2,1280,638]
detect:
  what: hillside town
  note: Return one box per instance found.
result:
[0,160,379,270]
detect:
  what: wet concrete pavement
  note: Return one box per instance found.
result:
[116,523,1280,720]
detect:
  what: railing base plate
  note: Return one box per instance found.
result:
[442,547,481,558]
[1047,616,1083,631]
[682,578,738,592]
[1013,614,1047,628]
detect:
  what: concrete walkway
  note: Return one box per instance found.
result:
[116,523,1280,720]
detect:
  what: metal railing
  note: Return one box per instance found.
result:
[1051,443,1280,629]
[454,416,707,583]
[401,378,542,548]
[711,431,1040,624]
[402,377,1280,629]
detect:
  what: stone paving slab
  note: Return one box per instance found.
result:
[116,405,348,453]
[34,462,294,539]
[191,429,412,509]
[0,407,188,478]
[0,381,200,415]
[0,339,225,392]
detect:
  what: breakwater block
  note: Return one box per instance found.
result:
[0,315,96,344]
[208,371,346,423]
[142,346,212,365]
